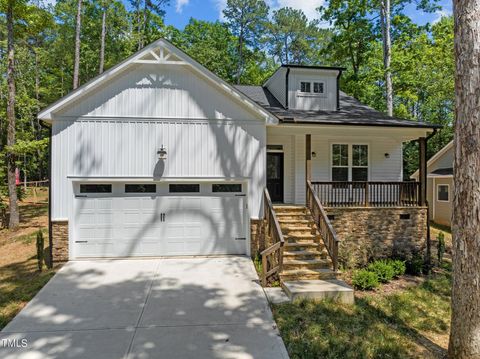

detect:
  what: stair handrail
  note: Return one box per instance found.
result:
[306,180,340,272]
[260,188,285,286]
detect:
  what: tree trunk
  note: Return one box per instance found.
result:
[99,2,106,75]
[73,0,82,89]
[448,0,480,357]
[380,0,393,116]
[6,0,19,228]
[236,29,244,85]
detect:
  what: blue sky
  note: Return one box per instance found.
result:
[163,0,453,29]
[43,0,453,29]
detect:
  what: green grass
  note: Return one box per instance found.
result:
[273,272,451,358]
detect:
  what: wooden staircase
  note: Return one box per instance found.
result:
[274,205,337,282]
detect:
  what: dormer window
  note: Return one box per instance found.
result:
[313,82,324,94]
[300,82,311,93]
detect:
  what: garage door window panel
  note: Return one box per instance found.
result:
[169,184,200,193]
[125,184,156,193]
[212,184,242,193]
[80,184,112,193]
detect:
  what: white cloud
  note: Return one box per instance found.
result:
[270,0,325,21]
[213,0,325,22]
[432,8,452,24]
[176,0,190,13]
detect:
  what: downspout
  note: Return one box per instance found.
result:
[40,120,53,268]
[336,70,342,110]
[285,67,290,110]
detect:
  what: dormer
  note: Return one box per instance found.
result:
[264,65,344,111]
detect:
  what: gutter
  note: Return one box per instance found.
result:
[336,70,342,110]
[39,120,53,268]
[285,67,290,109]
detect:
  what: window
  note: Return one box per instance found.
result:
[212,184,242,193]
[437,184,449,202]
[331,144,369,181]
[313,82,324,94]
[125,184,156,193]
[331,144,349,181]
[80,184,112,193]
[300,81,311,93]
[169,184,200,193]
[352,145,369,181]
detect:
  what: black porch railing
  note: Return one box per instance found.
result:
[310,181,421,207]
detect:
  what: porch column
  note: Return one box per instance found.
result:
[306,134,312,181]
[419,136,427,206]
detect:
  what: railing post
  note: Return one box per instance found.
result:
[364,182,369,207]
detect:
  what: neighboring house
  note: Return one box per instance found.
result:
[38,39,439,284]
[411,141,453,227]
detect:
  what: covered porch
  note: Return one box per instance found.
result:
[266,124,431,208]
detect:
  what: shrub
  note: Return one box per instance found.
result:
[437,232,446,265]
[352,269,379,290]
[367,260,395,283]
[388,259,406,278]
[36,230,44,272]
[406,254,424,276]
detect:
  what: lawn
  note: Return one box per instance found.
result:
[0,187,58,330]
[273,267,451,359]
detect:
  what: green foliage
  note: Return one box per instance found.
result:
[387,259,407,278]
[352,269,379,290]
[406,253,424,276]
[36,230,44,272]
[367,260,395,283]
[437,231,445,265]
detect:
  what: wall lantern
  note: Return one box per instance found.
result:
[311,152,317,158]
[384,153,390,159]
[157,145,167,160]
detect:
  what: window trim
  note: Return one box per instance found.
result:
[330,143,370,181]
[437,184,450,202]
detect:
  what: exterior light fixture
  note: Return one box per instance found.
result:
[384,153,390,158]
[311,152,317,158]
[157,145,167,160]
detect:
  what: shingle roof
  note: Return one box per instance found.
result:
[430,168,453,176]
[234,85,441,129]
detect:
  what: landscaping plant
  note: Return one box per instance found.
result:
[367,260,395,283]
[388,259,406,278]
[437,232,445,265]
[36,230,44,272]
[351,269,379,290]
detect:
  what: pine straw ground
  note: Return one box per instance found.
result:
[0,188,58,329]
[273,224,452,359]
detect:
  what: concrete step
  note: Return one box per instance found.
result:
[283,258,332,270]
[282,280,354,304]
[280,268,337,281]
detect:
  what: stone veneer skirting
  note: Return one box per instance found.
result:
[52,220,69,262]
[325,207,428,267]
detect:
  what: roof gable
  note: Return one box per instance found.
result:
[39,39,278,124]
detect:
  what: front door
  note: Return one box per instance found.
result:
[267,153,284,202]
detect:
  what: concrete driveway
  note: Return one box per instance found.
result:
[0,257,289,359]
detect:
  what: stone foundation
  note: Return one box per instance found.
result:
[325,207,428,267]
[250,219,266,257]
[52,220,69,262]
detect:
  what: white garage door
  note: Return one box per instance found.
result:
[73,183,247,258]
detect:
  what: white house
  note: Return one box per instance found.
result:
[411,141,453,226]
[38,39,439,267]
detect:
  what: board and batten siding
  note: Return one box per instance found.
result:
[51,119,266,220]
[57,64,261,121]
